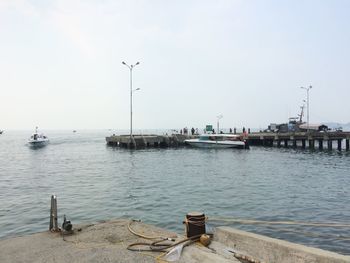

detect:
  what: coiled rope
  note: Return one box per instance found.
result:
[127,219,203,252]
[127,219,266,263]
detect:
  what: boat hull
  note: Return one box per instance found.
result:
[185,139,245,149]
[28,139,49,147]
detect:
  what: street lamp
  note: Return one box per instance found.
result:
[301,85,312,133]
[216,114,223,134]
[122,61,140,138]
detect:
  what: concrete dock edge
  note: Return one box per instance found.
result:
[214,226,350,263]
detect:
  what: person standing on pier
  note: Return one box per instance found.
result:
[191,127,195,135]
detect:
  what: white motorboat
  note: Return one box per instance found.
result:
[28,127,49,147]
[185,134,247,149]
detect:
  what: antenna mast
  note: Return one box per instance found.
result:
[298,105,305,123]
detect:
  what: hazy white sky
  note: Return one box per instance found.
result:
[1,0,349,130]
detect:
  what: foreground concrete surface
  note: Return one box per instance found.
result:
[0,219,239,263]
[0,219,349,263]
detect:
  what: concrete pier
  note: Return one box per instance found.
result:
[247,131,350,151]
[214,227,350,263]
[106,134,197,148]
[1,219,349,263]
[106,132,350,151]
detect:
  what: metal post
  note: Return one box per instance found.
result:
[130,67,132,138]
[49,195,58,232]
[301,85,312,133]
[307,87,309,132]
[122,61,140,141]
[216,115,223,134]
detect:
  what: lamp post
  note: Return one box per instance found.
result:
[122,61,140,138]
[216,114,223,134]
[301,85,312,133]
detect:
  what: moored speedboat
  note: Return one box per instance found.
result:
[185,134,247,149]
[28,127,49,147]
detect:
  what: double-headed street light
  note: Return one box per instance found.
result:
[122,61,140,138]
[301,85,312,133]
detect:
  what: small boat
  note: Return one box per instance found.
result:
[185,134,247,149]
[28,127,49,147]
[0,130,3,134]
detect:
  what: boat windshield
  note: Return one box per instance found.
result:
[199,135,242,141]
[199,135,224,141]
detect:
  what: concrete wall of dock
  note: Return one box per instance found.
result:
[106,134,197,148]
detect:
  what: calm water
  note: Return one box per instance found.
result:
[0,130,350,255]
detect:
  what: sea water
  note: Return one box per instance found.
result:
[0,130,349,254]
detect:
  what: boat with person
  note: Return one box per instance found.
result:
[28,127,49,147]
[185,134,247,149]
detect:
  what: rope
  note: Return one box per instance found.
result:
[127,219,203,252]
[262,225,350,241]
[127,219,266,263]
[127,219,176,240]
[209,217,350,228]
[228,249,266,263]
[127,234,201,252]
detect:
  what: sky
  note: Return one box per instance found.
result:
[0,0,349,130]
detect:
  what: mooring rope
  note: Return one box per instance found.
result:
[261,225,350,240]
[127,219,176,240]
[209,217,350,228]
